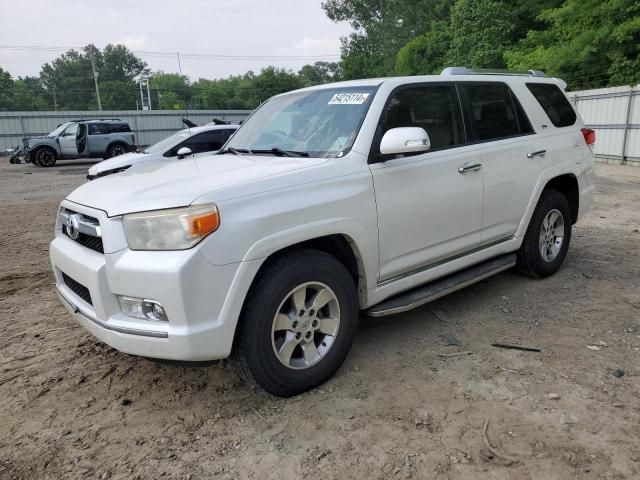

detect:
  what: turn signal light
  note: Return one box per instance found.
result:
[188,209,220,236]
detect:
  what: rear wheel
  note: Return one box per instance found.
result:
[232,249,359,397]
[34,147,57,167]
[517,189,572,278]
[107,143,127,158]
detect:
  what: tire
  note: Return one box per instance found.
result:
[232,249,359,397]
[34,147,57,167]
[107,143,127,158]
[517,189,572,278]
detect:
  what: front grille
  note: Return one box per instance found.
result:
[63,227,104,253]
[61,209,104,254]
[61,272,93,306]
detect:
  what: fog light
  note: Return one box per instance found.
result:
[118,296,168,322]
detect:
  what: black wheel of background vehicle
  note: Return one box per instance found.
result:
[107,143,127,158]
[232,249,359,397]
[517,189,572,278]
[35,147,57,167]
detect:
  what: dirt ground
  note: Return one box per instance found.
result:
[0,159,639,480]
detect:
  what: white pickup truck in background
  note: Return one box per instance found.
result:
[51,68,594,396]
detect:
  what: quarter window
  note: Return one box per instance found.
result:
[526,83,576,127]
[377,84,465,155]
[460,83,533,141]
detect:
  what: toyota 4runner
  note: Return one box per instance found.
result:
[51,68,595,396]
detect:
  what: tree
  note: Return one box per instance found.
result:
[446,0,515,69]
[298,62,342,86]
[395,22,451,75]
[322,0,453,79]
[506,0,640,89]
[149,72,191,109]
[39,44,148,110]
[0,67,14,110]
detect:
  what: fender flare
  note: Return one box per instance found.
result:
[515,165,581,239]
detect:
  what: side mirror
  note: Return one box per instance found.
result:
[379,127,430,156]
[177,147,192,159]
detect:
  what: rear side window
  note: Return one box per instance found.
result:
[526,83,576,127]
[460,83,533,142]
[108,123,131,133]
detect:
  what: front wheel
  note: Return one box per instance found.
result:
[34,148,57,167]
[232,249,359,397]
[517,189,572,278]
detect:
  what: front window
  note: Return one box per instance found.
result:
[61,123,79,137]
[227,86,377,158]
[48,122,72,137]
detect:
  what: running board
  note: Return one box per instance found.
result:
[367,254,517,317]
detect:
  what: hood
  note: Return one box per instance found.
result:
[88,152,144,176]
[26,136,49,143]
[68,154,328,216]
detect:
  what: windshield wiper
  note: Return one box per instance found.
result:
[251,148,309,158]
[218,147,251,155]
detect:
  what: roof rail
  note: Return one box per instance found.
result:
[441,67,546,78]
[70,118,122,122]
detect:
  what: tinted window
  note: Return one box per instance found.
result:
[460,83,533,141]
[378,84,465,154]
[88,123,106,135]
[182,130,225,154]
[527,83,576,127]
[221,129,236,143]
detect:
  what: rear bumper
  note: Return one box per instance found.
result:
[577,164,595,221]
[50,228,252,361]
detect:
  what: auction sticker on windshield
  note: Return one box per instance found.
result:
[328,93,370,105]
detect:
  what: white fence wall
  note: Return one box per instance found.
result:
[0,110,252,151]
[568,85,640,166]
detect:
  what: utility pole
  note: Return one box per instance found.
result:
[90,55,102,111]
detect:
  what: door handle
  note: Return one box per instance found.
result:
[527,150,546,158]
[458,163,482,174]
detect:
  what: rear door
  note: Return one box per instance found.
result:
[369,83,484,282]
[87,123,109,154]
[458,82,544,244]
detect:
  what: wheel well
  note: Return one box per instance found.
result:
[544,174,579,224]
[254,235,366,305]
[31,145,56,160]
[107,141,128,152]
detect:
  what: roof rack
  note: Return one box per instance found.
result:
[441,67,546,78]
[69,118,122,122]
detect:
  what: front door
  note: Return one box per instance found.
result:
[58,123,80,157]
[369,84,483,283]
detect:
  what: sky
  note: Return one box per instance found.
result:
[0,0,352,80]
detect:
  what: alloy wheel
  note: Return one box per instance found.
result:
[271,282,340,370]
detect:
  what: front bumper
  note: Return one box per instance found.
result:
[50,203,252,361]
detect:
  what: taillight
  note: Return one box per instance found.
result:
[581,128,595,146]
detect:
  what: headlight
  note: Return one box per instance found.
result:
[123,204,220,250]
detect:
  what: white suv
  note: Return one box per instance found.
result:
[51,68,595,396]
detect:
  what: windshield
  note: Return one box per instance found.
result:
[144,129,191,154]
[48,122,72,137]
[227,86,377,158]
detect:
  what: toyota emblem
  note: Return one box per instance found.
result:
[66,214,80,240]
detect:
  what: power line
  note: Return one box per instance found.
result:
[0,44,341,61]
